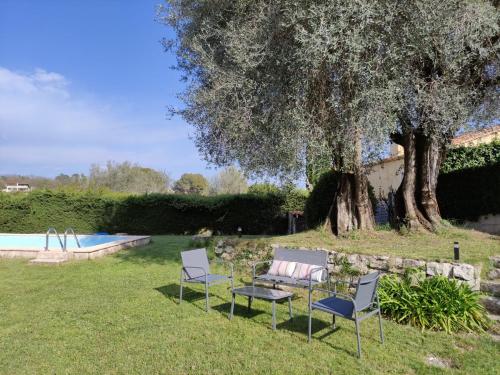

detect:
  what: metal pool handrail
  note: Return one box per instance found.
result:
[45,228,64,251]
[63,228,81,251]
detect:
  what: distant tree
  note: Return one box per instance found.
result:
[248,183,281,195]
[89,161,172,194]
[173,173,208,195]
[209,166,248,195]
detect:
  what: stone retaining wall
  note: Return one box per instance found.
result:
[271,244,481,290]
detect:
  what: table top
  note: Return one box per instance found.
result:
[232,286,293,300]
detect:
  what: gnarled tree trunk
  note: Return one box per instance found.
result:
[392,128,433,231]
[416,134,445,228]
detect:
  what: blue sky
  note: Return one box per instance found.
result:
[0,0,219,180]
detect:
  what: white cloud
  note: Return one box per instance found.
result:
[0,66,200,177]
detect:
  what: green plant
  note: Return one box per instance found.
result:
[437,162,500,221]
[378,271,490,333]
[441,141,500,173]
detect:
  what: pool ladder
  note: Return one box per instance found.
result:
[45,227,81,251]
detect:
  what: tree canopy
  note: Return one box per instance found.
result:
[173,173,209,195]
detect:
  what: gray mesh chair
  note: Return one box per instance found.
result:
[308,272,384,358]
[180,248,233,312]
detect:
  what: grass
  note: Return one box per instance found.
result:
[269,226,500,268]
[0,235,498,374]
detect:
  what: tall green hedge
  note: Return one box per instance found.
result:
[437,141,500,221]
[441,140,500,173]
[437,162,500,221]
[0,191,288,235]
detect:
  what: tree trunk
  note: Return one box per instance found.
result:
[416,134,444,228]
[394,129,433,231]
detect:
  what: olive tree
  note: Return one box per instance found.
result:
[159,0,399,234]
[388,0,499,230]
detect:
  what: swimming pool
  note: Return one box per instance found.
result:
[0,233,151,260]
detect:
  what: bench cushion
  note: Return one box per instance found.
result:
[268,260,297,277]
[293,263,323,282]
[255,273,321,287]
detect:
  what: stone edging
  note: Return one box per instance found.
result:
[271,244,481,290]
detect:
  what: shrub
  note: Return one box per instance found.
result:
[0,190,289,235]
[437,162,500,221]
[378,270,490,333]
[441,140,500,173]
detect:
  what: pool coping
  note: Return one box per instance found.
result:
[0,233,152,260]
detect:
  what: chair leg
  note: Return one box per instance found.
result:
[308,309,312,343]
[229,292,235,320]
[378,309,384,344]
[179,269,183,304]
[355,319,361,359]
[332,314,336,330]
[205,282,209,312]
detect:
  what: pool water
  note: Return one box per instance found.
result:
[0,234,127,250]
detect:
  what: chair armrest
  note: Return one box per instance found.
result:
[213,259,234,278]
[252,260,273,279]
[308,266,329,288]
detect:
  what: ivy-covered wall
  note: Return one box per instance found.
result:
[441,141,500,173]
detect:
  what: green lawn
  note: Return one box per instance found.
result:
[0,235,498,374]
[270,226,500,267]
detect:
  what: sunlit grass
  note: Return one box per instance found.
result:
[0,235,498,374]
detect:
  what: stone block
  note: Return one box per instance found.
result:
[452,263,475,281]
[368,255,390,271]
[480,296,500,315]
[481,280,500,297]
[403,258,426,269]
[426,262,452,277]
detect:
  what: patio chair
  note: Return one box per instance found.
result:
[308,271,384,358]
[179,248,233,312]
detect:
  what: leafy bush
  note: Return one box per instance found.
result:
[0,190,288,235]
[441,140,500,173]
[378,270,490,333]
[437,162,500,221]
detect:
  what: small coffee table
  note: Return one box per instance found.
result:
[229,286,293,330]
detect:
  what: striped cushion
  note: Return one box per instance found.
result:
[293,262,323,282]
[268,260,297,277]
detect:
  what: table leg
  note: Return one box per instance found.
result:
[229,293,235,320]
[288,296,293,320]
[248,296,252,312]
[272,300,276,331]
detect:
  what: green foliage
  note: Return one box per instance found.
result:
[437,162,500,221]
[279,185,309,213]
[209,166,248,195]
[173,173,209,195]
[0,190,288,235]
[247,183,280,195]
[441,141,500,173]
[305,171,377,228]
[304,171,340,228]
[378,271,490,333]
[89,161,172,194]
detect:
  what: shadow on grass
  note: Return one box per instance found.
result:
[212,302,265,320]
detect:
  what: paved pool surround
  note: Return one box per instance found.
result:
[0,233,151,260]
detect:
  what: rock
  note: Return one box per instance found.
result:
[426,262,452,277]
[224,246,234,254]
[388,257,404,273]
[214,246,224,255]
[488,268,500,280]
[425,356,451,369]
[490,256,500,269]
[403,259,426,269]
[480,296,500,315]
[481,280,500,297]
[368,255,390,271]
[452,264,475,281]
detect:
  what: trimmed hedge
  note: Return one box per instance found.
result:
[0,191,288,235]
[437,162,500,221]
[441,140,500,173]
